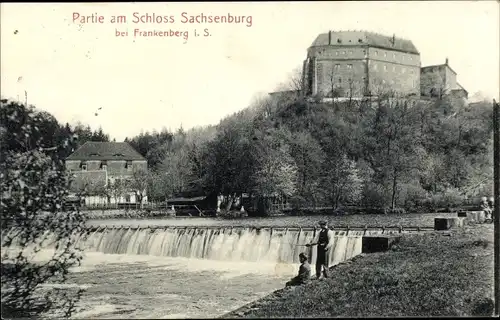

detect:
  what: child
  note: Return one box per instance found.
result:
[286,253,311,287]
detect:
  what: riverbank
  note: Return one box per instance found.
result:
[222,224,495,318]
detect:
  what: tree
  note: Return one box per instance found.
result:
[322,154,364,209]
[249,128,298,215]
[129,167,149,206]
[1,99,86,318]
[288,130,325,206]
[108,178,126,204]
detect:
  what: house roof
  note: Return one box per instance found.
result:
[456,83,467,92]
[167,196,207,204]
[310,30,419,54]
[66,141,146,161]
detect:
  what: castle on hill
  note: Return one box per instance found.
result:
[278,30,468,100]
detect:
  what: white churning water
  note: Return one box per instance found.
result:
[78,227,382,265]
[3,226,389,266]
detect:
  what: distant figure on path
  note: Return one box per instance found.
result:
[286,253,311,287]
[488,197,495,222]
[306,220,334,279]
[480,197,493,221]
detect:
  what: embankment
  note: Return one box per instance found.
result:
[222,224,495,318]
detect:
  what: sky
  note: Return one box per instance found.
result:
[1,1,499,141]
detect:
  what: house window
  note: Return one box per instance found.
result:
[402,67,406,73]
[393,66,396,72]
[349,50,353,55]
[384,52,387,57]
[347,64,353,69]
[102,164,107,171]
[341,51,346,55]
[374,50,378,56]
[126,161,133,169]
[384,65,388,71]
[382,80,386,84]
[338,78,342,83]
[335,51,339,56]
[410,56,413,61]
[335,64,340,70]
[373,63,378,70]
[81,164,87,171]
[393,53,396,59]
[125,194,131,203]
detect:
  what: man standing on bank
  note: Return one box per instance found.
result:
[306,220,334,279]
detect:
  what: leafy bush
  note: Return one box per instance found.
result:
[1,100,86,318]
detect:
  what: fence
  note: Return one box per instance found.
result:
[65,201,170,211]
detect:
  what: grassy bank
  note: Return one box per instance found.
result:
[222,224,495,318]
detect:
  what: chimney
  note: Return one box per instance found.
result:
[328,31,332,45]
[445,57,449,65]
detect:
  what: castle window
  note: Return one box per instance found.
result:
[347,64,353,69]
[384,52,387,57]
[393,53,396,59]
[336,51,339,56]
[335,64,340,70]
[393,66,396,72]
[410,56,413,61]
[384,65,388,71]
[341,51,346,55]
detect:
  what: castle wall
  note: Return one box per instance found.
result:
[315,59,367,97]
[445,66,457,92]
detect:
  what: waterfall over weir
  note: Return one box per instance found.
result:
[80,226,386,265]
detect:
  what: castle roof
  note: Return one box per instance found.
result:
[66,141,146,161]
[310,30,419,54]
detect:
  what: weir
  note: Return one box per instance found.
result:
[79,226,361,265]
[3,225,433,267]
[75,225,433,265]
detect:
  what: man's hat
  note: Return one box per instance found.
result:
[299,252,308,260]
[318,220,327,226]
